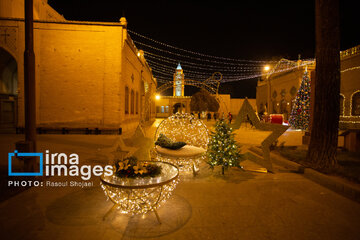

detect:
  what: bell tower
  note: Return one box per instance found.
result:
[173,63,184,96]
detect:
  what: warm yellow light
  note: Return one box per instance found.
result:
[137,52,141,57]
[264,65,270,71]
[155,94,161,100]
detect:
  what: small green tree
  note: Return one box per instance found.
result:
[207,119,243,174]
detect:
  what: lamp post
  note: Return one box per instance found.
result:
[264,65,271,116]
[23,0,36,171]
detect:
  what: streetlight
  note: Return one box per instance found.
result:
[264,65,271,118]
[155,94,161,100]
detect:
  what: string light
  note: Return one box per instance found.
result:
[153,61,314,83]
[128,29,276,63]
[149,62,256,78]
[127,30,317,83]
[341,66,360,73]
[145,51,263,68]
[100,162,179,215]
[154,113,209,172]
[146,57,261,72]
[135,40,271,66]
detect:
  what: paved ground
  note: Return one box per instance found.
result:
[1,120,359,240]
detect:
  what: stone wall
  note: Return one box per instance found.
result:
[0,1,156,134]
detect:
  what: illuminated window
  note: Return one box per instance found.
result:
[136,92,139,114]
[125,86,129,114]
[131,90,135,114]
[161,106,165,113]
[165,106,169,113]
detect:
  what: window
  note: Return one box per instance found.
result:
[340,94,345,116]
[351,91,360,116]
[165,106,169,113]
[125,86,129,114]
[156,106,160,113]
[272,101,278,114]
[161,106,165,113]
[131,90,135,114]
[136,92,139,114]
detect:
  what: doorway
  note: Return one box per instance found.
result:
[0,47,18,130]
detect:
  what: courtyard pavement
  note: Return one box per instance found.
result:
[0,120,359,240]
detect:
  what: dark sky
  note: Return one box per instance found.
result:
[48,0,360,98]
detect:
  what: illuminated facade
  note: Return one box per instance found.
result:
[0,0,156,133]
[256,45,360,128]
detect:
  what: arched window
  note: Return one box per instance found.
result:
[340,94,345,116]
[125,86,129,114]
[272,101,278,114]
[0,48,18,95]
[131,90,135,114]
[290,86,297,97]
[280,99,288,114]
[136,92,139,114]
[351,91,360,116]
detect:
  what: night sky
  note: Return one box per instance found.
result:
[48,0,360,98]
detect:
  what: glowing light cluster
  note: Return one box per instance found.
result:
[100,162,179,215]
[155,113,210,149]
[154,113,210,172]
[156,154,206,172]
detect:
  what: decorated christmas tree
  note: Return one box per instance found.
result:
[289,69,311,130]
[207,119,243,174]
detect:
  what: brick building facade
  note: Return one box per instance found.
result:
[0,0,156,134]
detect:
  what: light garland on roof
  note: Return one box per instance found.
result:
[341,66,360,73]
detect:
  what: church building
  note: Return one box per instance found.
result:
[156,63,192,117]
[0,0,156,134]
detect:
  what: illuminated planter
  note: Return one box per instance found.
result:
[100,162,179,223]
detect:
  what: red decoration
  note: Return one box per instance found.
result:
[270,114,283,124]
